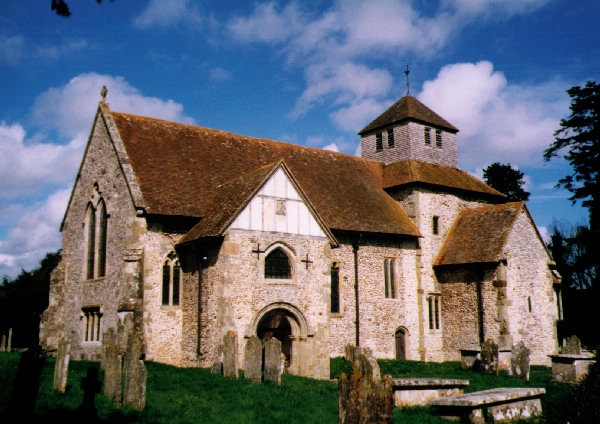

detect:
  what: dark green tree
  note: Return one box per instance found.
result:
[482,162,530,201]
[544,81,600,233]
[51,0,112,17]
[0,251,61,348]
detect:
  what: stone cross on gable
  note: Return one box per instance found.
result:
[100,85,108,104]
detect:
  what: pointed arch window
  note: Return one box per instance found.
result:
[162,253,181,306]
[265,248,292,279]
[85,198,108,279]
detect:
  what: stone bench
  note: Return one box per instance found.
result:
[430,387,545,423]
[392,378,469,407]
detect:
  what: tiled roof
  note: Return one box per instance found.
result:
[359,95,458,135]
[110,111,421,238]
[434,202,524,266]
[382,160,506,199]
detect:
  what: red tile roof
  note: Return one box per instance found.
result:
[359,95,458,135]
[434,202,524,266]
[110,111,421,238]
[382,160,507,199]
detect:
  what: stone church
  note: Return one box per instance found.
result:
[40,91,562,379]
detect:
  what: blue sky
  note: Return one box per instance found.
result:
[0,0,598,277]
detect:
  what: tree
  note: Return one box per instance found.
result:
[482,162,530,201]
[0,251,61,347]
[544,81,600,233]
[51,0,111,17]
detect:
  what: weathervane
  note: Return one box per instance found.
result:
[100,85,108,105]
[404,65,410,95]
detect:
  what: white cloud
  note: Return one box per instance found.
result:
[228,2,304,43]
[1,73,193,277]
[330,97,390,133]
[225,0,553,126]
[0,189,70,278]
[32,72,193,138]
[419,61,567,169]
[0,33,87,66]
[0,122,84,198]
[209,67,233,83]
[323,143,339,152]
[0,34,26,66]
[537,225,550,244]
[292,62,393,117]
[134,0,203,29]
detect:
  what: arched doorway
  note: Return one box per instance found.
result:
[395,328,406,360]
[257,310,293,369]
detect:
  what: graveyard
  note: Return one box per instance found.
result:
[0,348,582,423]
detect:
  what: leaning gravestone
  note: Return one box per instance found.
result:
[338,351,393,424]
[7,328,12,352]
[53,336,71,392]
[562,335,581,354]
[0,334,5,352]
[264,337,283,385]
[223,331,239,379]
[244,336,262,383]
[510,341,530,380]
[123,331,147,410]
[103,328,122,405]
[480,339,499,375]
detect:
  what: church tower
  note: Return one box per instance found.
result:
[359,95,459,168]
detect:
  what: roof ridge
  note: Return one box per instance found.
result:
[110,110,378,165]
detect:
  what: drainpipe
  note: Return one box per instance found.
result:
[353,237,361,347]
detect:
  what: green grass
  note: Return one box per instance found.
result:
[0,352,574,423]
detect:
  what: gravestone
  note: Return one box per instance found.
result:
[480,339,498,375]
[563,335,581,354]
[103,327,122,405]
[338,352,393,424]
[244,336,262,383]
[7,328,12,352]
[0,334,5,352]
[53,336,71,392]
[123,332,147,410]
[510,341,530,380]
[264,337,282,385]
[345,344,380,380]
[223,331,239,379]
[77,366,102,422]
[8,345,46,421]
[211,360,223,374]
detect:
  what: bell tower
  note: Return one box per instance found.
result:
[359,95,459,168]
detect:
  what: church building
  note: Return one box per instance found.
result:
[40,91,562,378]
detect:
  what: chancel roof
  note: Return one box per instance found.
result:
[434,202,524,266]
[359,95,458,135]
[382,160,507,199]
[109,111,421,238]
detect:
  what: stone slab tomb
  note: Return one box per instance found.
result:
[430,387,545,424]
[392,378,469,407]
[223,331,239,379]
[510,341,530,380]
[53,336,71,393]
[550,353,596,383]
[244,336,262,383]
[264,337,283,385]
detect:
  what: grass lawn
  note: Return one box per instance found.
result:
[0,352,573,423]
